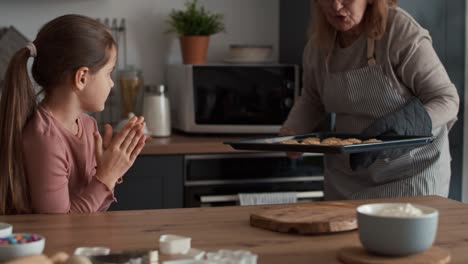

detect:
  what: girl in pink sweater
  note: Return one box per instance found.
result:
[0,14,146,214]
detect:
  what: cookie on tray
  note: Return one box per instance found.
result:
[338,140,355,146]
[363,138,383,143]
[321,137,343,146]
[344,138,362,144]
[302,137,321,145]
[280,139,300,144]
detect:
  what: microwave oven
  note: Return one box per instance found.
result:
[167,64,300,134]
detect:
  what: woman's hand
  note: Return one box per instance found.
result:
[94,116,147,189]
[279,127,303,159]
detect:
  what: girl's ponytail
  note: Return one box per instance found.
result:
[0,47,36,214]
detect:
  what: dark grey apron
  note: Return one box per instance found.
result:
[321,38,451,200]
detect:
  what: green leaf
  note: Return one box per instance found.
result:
[166,0,225,36]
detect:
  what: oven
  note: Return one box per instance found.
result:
[183,153,324,207]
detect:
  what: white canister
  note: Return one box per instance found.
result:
[143,85,171,137]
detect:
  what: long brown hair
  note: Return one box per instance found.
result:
[0,14,116,215]
[311,0,399,49]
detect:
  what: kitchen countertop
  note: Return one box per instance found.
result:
[1,195,467,263]
[141,131,274,155]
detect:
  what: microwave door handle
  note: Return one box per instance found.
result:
[200,191,324,204]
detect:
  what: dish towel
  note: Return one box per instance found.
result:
[238,192,297,206]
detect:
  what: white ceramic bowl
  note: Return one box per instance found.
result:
[0,233,45,262]
[228,44,273,62]
[74,246,110,257]
[159,234,191,255]
[357,203,438,256]
[0,223,13,237]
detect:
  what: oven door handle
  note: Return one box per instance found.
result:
[200,191,324,204]
[185,176,324,186]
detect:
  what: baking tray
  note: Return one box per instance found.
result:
[224,133,435,154]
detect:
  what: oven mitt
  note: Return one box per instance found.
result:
[349,97,432,171]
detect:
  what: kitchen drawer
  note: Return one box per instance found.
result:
[109,155,184,210]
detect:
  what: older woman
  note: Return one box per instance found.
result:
[281,0,459,199]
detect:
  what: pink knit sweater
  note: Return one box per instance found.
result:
[22,106,116,213]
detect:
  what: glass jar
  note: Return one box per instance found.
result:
[119,68,143,118]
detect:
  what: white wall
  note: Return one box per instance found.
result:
[0,0,279,86]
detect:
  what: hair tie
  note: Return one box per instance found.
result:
[25,42,37,58]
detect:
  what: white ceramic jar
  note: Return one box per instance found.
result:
[143,85,171,137]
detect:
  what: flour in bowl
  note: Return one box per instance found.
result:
[376,203,424,217]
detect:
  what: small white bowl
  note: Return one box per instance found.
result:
[0,223,13,237]
[227,44,273,63]
[0,233,45,262]
[159,234,191,255]
[357,203,438,256]
[74,246,110,257]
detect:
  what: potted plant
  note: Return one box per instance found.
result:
[167,0,225,64]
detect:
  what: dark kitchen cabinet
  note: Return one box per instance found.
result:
[109,153,324,210]
[109,155,184,211]
[279,0,465,201]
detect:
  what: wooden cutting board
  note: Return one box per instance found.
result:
[250,202,357,235]
[337,246,451,264]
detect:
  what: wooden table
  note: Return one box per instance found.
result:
[1,195,467,263]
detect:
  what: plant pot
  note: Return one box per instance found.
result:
[179,35,210,64]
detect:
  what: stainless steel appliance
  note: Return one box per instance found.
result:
[183,153,324,207]
[167,64,300,134]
